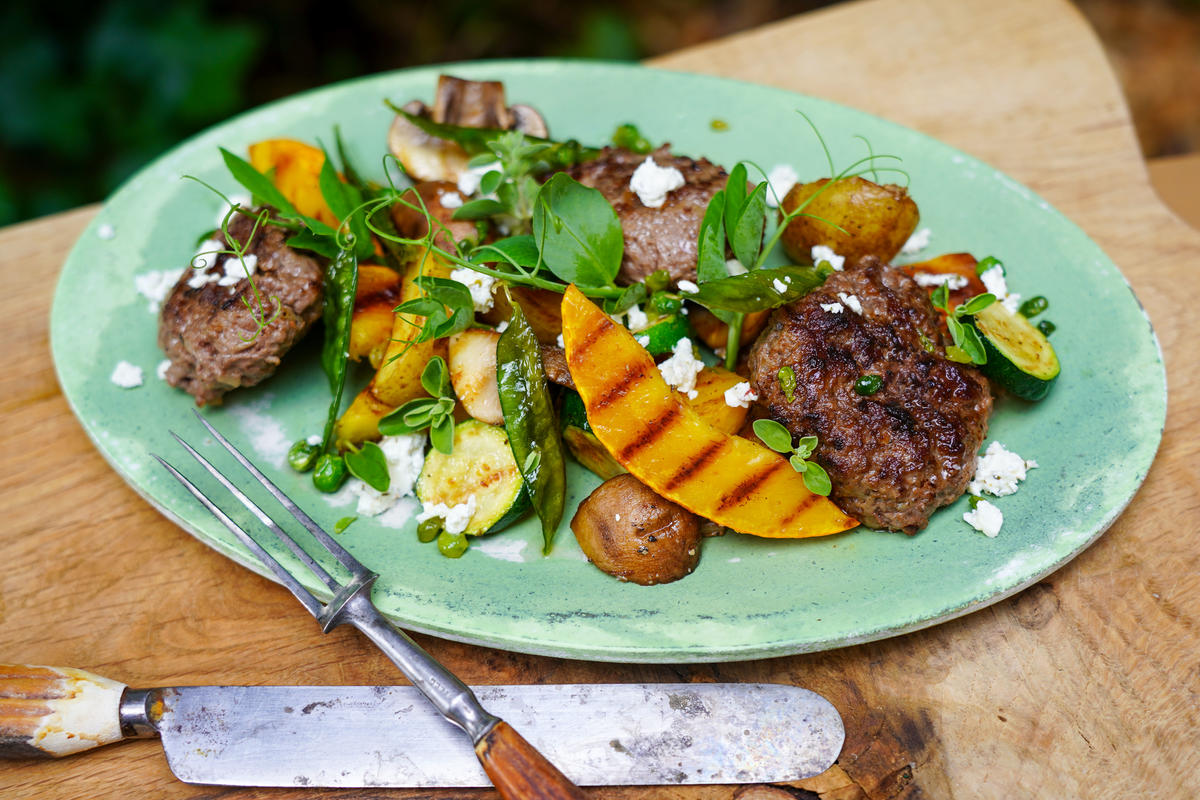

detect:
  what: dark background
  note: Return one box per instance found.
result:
[6,0,1198,226]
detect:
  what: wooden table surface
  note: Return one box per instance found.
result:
[4,0,1198,797]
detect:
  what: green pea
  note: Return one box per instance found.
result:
[437,530,469,558]
[612,123,652,154]
[287,439,320,473]
[417,517,443,543]
[1019,296,1049,317]
[1037,320,1056,337]
[650,292,682,315]
[854,374,883,396]
[644,269,671,294]
[312,454,348,493]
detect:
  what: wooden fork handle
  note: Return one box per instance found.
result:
[475,720,588,799]
[0,664,128,758]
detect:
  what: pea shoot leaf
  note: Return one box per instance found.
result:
[470,235,541,270]
[531,173,623,289]
[687,266,827,314]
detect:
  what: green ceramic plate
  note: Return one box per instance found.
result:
[52,61,1165,663]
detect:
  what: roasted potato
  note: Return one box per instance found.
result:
[571,474,702,585]
[447,328,503,425]
[779,176,919,265]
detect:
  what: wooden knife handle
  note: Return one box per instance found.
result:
[475,720,588,799]
[0,664,127,758]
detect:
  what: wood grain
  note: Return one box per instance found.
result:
[2,0,1198,797]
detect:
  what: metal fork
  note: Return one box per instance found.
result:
[153,411,585,800]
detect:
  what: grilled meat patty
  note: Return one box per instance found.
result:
[159,211,324,406]
[747,258,993,533]
[567,145,727,286]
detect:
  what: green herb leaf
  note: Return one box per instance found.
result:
[955,293,997,317]
[727,181,768,268]
[796,435,819,459]
[220,148,302,219]
[801,461,832,496]
[378,397,435,436]
[345,441,390,492]
[318,148,373,260]
[606,282,648,316]
[285,230,340,259]
[958,325,988,365]
[687,266,827,314]
[930,283,950,313]
[696,190,729,284]
[789,454,809,473]
[496,296,567,553]
[334,516,357,534]
[318,246,359,451]
[470,235,541,270]
[420,355,450,398]
[752,418,794,453]
[452,198,508,221]
[429,413,455,455]
[531,173,624,288]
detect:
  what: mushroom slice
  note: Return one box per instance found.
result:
[432,75,513,129]
[387,99,471,183]
[509,104,548,138]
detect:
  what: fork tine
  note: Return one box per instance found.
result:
[152,454,325,618]
[168,432,341,593]
[192,411,370,578]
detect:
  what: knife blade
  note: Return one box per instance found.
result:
[1,665,843,787]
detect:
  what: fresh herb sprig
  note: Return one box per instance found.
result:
[930,285,996,364]
[752,419,832,496]
[377,356,458,455]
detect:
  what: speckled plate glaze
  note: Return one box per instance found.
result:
[52,61,1166,663]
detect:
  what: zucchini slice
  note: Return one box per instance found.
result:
[415,420,530,535]
[971,301,1060,401]
[560,391,627,480]
[638,313,692,356]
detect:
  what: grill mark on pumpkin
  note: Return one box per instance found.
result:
[568,320,613,366]
[778,491,822,529]
[717,461,786,511]
[617,405,680,461]
[592,364,648,411]
[663,439,729,490]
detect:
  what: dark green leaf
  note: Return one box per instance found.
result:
[724,164,749,232]
[345,441,390,492]
[789,454,809,473]
[318,149,373,260]
[930,283,950,313]
[605,282,648,316]
[318,247,359,451]
[420,355,449,398]
[687,266,826,314]
[220,147,301,219]
[452,197,508,220]
[285,230,340,259]
[752,418,793,453]
[497,297,566,553]
[334,516,357,534]
[531,173,623,288]
[728,182,768,268]
[479,170,503,195]
[959,325,988,365]
[696,190,729,285]
[801,461,832,496]
[470,235,541,269]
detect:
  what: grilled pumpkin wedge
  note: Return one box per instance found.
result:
[561,285,857,539]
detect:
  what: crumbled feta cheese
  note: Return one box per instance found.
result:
[218,253,258,287]
[450,267,497,313]
[980,265,1022,314]
[495,320,509,333]
[439,190,464,209]
[416,494,477,535]
[135,269,180,312]
[820,301,845,314]
[97,223,116,240]
[614,513,621,522]
[963,498,1003,537]
[624,304,649,332]
[764,164,798,209]
[351,433,428,516]
[306,434,322,446]
[969,441,1037,497]
[677,279,700,294]
[723,381,758,408]
[156,359,171,380]
[913,272,968,290]
[556,333,565,348]
[629,157,685,208]
[110,361,143,388]
[658,337,704,399]
[837,292,863,315]
[811,245,845,271]
[456,162,500,197]
[725,258,748,276]
[901,227,932,255]
[636,335,650,348]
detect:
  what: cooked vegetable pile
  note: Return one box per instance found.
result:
[158,75,1061,584]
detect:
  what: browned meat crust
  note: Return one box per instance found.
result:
[567,145,727,286]
[158,211,324,406]
[747,259,993,533]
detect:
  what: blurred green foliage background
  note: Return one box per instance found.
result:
[6,0,1197,225]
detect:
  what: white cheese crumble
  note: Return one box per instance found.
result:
[134,269,180,312]
[901,227,932,255]
[725,258,748,276]
[658,337,704,399]
[963,498,1004,538]
[629,157,685,208]
[495,320,509,333]
[456,162,500,197]
[624,304,649,332]
[350,433,428,517]
[969,441,1038,497]
[156,359,171,380]
[438,190,464,209]
[416,495,477,535]
[676,279,700,294]
[820,301,845,314]
[837,292,864,315]
[636,335,650,348]
[764,164,799,209]
[980,265,1022,314]
[450,267,497,313]
[772,277,789,293]
[556,333,565,348]
[614,513,621,521]
[913,272,968,290]
[218,253,258,287]
[723,381,758,408]
[811,245,845,271]
[110,361,143,388]
[96,223,116,240]
[306,434,322,446]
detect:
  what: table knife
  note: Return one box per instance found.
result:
[0,664,843,787]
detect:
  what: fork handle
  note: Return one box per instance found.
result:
[0,664,134,758]
[476,721,589,799]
